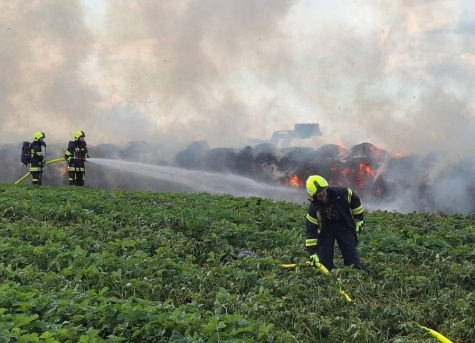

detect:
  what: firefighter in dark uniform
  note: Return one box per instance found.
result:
[65,130,89,186]
[305,175,365,271]
[29,131,46,185]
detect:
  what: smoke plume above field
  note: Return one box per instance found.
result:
[1,0,474,159]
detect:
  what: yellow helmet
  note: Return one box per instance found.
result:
[306,175,328,197]
[74,130,85,141]
[33,131,45,142]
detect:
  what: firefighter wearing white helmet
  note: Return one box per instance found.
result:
[304,175,365,271]
[64,130,89,186]
[28,131,47,185]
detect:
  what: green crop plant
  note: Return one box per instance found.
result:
[0,184,474,342]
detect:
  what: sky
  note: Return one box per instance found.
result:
[1,0,474,160]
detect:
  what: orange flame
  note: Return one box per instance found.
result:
[287,174,303,188]
[359,162,375,176]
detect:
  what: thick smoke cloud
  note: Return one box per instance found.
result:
[2,0,474,153]
[94,0,300,152]
[1,0,475,213]
[0,0,100,144]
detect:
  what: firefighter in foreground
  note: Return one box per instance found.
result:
[305,175,365,270]
[28,132,47,185]
[65,130,89,186]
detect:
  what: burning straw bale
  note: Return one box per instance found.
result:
[4,139,475,214]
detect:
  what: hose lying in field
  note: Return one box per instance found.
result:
[14,158,66,185]
[282,261,354,303]
[281,262,454,343]
[419,326,453,343]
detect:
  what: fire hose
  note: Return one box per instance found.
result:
[281,262,454,343]
[282,261,353,302]
[14,158,66,185]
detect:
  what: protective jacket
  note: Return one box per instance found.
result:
[28,142,45,173]
[65,141,89,168]
[305,186,364,255]
[65,140,89,186]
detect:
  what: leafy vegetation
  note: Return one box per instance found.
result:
[0,184,474,342]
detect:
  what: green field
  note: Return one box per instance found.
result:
[0,184,474,342]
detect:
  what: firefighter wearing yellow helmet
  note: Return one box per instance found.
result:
[28,131,47,185]
[304,175,365,271]
[64,130,89,186]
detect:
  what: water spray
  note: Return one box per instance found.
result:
[87,158,304,203]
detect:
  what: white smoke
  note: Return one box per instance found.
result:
[1,0,475,213]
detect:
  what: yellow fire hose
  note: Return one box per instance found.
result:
[419,326,453,343]
[281,262,454,343]
[282,261,353,302]
[14,158,66,185]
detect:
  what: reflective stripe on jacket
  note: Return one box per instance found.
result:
[305,186,364,255]
[28,142,44,173]
[65,141,89,166]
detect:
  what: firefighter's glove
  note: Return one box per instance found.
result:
[355,221,364,234]
[309,254,320,267]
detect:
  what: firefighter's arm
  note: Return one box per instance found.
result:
[64,142,75,163]
[305,209,320,256]
[35,145,44,164]
[85,146,89,159]
[348,188,365,232]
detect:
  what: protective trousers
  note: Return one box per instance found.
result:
[31,171,42,185]
[68,170,85,186]
[317,226,361,270]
